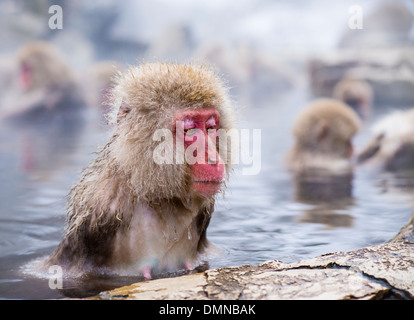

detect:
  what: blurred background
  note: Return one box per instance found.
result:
[0,0,414,299]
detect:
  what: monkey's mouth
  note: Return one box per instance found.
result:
[193,180,223,196]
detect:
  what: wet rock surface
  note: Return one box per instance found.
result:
[90,213,414,300]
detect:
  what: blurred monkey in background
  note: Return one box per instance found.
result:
[286,99,361,218]
[357,109,414,171]
[286,98,361,176]
[333,79,373,121]
[0,41,85,125]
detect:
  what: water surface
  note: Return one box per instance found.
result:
[0,92,413,299]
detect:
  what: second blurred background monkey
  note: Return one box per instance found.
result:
[286,98,361,176]
[357,108,414,171]
[1,41,85,125]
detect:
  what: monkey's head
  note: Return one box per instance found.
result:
[17,41,75,92]
[332,79,373,120]
[107,62,236,204]
[293,98,361,159]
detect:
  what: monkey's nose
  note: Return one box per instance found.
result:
[208,155,216,164]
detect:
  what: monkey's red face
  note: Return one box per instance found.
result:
[20,62,32,91]
[174,109,225,197]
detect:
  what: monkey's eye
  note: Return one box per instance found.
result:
[207,125,217,134]
[206,117,217,134]
[184,128,197,136]
[183,118,197,136]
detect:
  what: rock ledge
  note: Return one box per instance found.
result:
[93,240,413,300]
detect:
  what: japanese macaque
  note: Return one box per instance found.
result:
[286,98,361,175]
[0,41,84,124]
[333,79,373,120]
[357,109,414,171]
[39,62,236,279]
[287,99,360,229]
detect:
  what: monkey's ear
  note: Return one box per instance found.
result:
[117,103,131,123]
[317,122,330,141]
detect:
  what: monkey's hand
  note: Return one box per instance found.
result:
[141,266,152,280]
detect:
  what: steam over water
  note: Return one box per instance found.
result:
[0,0,413,299]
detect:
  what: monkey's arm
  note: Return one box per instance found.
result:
[195,203,214,254]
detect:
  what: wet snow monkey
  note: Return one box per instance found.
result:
[43,63,237,279]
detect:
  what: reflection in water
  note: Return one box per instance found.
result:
[1,113,86,181]
[296,207,354,229]
[293,173,355,229]
[0,106,87,220]
[0,99,89,299]
[294,173,354,203]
